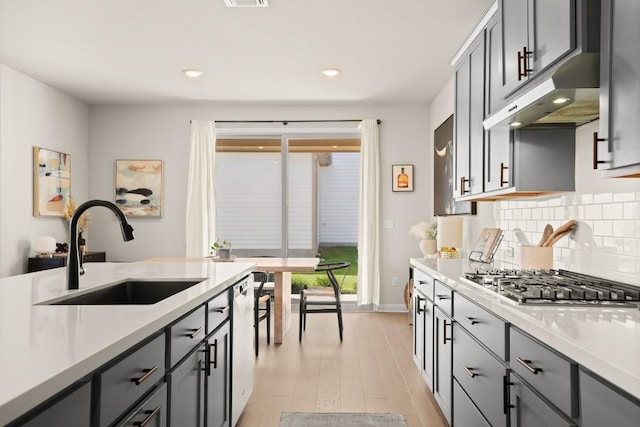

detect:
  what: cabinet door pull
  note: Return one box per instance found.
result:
[460,177,470,195]
[516,356,541,374]
[593,132,609,169]
[507,104,518,112]
[415,295,424,315]
[465,317,479,325]
[443,320,452,344]
[134,406,160,427]
[436,294,450,301]
[210,307,229,314]
[188,326,204,339]
[517,50,524,81]
[418,280,427,285]
[463,365,477,378]
[503,375,514,414]
[500,163,509,186]
[131,366,158,385]
[522,46,533,75]
[210,339,218,370]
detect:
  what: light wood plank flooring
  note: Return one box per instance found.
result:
[237,312,448,427]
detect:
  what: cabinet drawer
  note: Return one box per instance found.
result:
[434,280,453,316]
[454,380,491,427]
[18,381,91,427]
[207,289,231,334]
[413,268,434,300]
[117,383,167,427]
[580,368,640,427]
[168,306,206,367]
[97,333,165,427]
[454,325,507,427]
[509,372,576,427]
[455,293,508,360]
[510,328,577,418]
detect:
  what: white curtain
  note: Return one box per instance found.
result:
[185,121,216,257]
[357,119,381,306]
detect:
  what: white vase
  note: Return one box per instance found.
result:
[419,239,437,257]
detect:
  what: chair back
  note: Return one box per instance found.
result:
[315,262,351,298]
[252,271,270,302]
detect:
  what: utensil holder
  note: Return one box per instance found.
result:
[520,245,553,270]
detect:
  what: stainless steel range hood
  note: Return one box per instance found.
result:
[483,53,600,130]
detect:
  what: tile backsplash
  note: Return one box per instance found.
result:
[490,121,640,286]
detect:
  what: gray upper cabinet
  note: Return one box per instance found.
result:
[455,31,485,198]
[500,0,575,98]
[596,0,640,177]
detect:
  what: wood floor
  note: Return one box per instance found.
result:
[237,312,449,427]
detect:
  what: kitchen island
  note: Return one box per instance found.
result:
[0,260,255,425]
[411,257,640,426]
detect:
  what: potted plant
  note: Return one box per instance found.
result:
[409,222,437,257]
[211,239,232,259]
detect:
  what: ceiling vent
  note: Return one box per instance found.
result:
[224,0,268,7]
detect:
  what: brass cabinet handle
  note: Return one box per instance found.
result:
[463,365,477,378]
[593,132,608,169]
[131,366,158,386]
[188,326,204,339]
[516,356,542,375]
[460,177,470,196]
[443,320,452,344]
[134,406,160,427]
[500,163,509,187]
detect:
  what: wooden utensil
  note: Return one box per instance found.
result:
[537,224,553,247]
[542,220,576,247]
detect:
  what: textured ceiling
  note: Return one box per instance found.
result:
[0,0,494,105]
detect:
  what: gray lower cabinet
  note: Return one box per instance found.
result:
[206,320,231,427]
[509,372,576,427]
[413,287,434,390]
[118,383,168,427]
[167,343,206,427]
[453,380,491,427]
[433,306,452,424]
[597,0,640,177]
[453,325,507,427]
[580,368,640,427]
[12,381,91,427]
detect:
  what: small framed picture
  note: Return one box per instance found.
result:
[392,164,414,192]
[115,159,163,217]
[33,147,71,217]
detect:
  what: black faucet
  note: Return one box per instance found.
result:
[67,200,135,290]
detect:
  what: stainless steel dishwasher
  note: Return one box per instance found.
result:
[232,277,254,426]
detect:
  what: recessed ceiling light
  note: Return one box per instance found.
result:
[332,145,338,148]
[510,122,522,127]
[182,69,203,78]
[322,68,341,77]
[258,146,264,149]
[553,97,571,104]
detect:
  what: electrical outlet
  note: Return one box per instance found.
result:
[384,219,394,229]
[392,276,399,286]
[503,246,515,257]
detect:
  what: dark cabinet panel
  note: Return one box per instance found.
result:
[433,307,452,424]
[15,382,91,427]
[118,383,167,427]
[580,368,640,427]
[454,380,491,427]
[206,321,231,427]
[167,343,206,427]
[509,372,576,427]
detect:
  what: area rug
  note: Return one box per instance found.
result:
[279,412,407,427]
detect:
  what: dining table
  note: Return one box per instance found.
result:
[143,256,319,343]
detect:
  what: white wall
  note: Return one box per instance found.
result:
[88,103,431,308]
[0,65,89,277]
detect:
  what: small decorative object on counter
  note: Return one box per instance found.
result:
[440,246,459,259]
[211,238,232,259]
[32,236,57,258]
[409,222,437,257]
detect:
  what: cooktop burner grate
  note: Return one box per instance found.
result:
[462,269,640,306]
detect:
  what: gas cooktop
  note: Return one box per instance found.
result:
[462,269,640,307]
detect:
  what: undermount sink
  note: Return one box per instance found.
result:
[44,279,205,305]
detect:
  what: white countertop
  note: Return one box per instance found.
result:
[0,260,255,425]
[410,258,640,401]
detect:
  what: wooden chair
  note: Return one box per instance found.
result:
[298,262,351,342]
[253,271,272,356]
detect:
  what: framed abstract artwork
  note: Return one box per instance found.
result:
[433,115,476,215]
[392,164,414,192]
[33,147,71,217]
[115,159,163,217]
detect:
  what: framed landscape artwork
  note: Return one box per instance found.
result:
[115,159,163,217]
[433,115,476,215]
[392,164,414,192]
[33,147,71,217]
